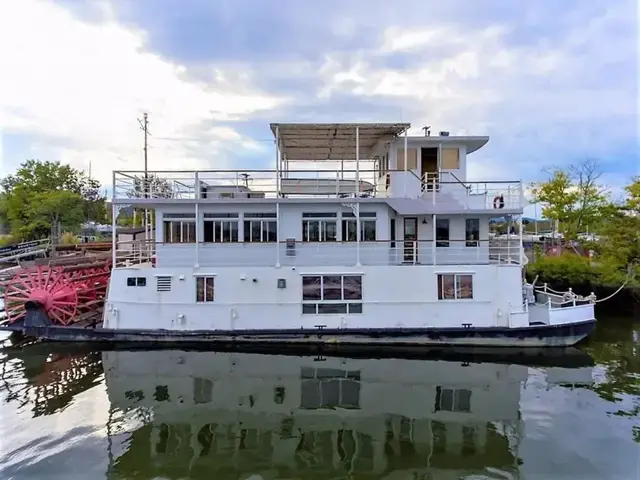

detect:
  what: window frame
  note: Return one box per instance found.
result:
[203,213,239,243]
[126,276,147,287]
[301,274,363,315]
[244,213,277,243]
[341,212,377,242]
[302,213,337,242]
[163,220,196,243]
[437,273,474,300]
[195,276,215,302]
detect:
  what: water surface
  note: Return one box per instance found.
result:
[0,318,638,480]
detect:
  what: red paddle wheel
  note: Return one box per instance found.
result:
[2,258,112,326]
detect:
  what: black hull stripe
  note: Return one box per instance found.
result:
[2,319,596,345]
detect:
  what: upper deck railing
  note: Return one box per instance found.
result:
[115,238,525,269]
[113,169,525,210]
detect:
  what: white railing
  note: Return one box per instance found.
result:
[420,172,524,210]
[113,169,526,210]
[115,239,524,269]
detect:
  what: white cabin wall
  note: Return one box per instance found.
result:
[106,263,517,331]
[154,202,391,268]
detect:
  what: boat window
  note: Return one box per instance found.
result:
[434,386,472,412]
[193,377,213,404]
[163,213,196,219]
[341,212,377,242]
[301,275,362,314]
[244,214,277,242]
[465,219,480,247]
[163,220,196,243]
[437,273,473,300]
[302,217,337,242]
[300,367,361,409]
[196,276,215,302]
[441,148,460,170]
[126,277,146,287]
[396,148,418,170]
[435,218,450,247]
[204,219,239,243]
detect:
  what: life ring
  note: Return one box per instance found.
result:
[493,195,505,209]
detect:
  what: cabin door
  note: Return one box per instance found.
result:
[421,147,439,192]
[403,217,418,263]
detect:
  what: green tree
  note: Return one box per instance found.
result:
[530,159,609,238]
[596,177,640,280]
[0,159,106,240]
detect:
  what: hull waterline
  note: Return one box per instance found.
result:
[1,318,597,348]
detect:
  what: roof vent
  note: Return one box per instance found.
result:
[440,131,450,136]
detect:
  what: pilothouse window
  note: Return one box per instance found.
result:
[302,275,363,314]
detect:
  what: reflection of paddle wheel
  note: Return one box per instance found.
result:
[1,258,112,326]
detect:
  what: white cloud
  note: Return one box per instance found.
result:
[0,0,285,184]
[315,2,637,186]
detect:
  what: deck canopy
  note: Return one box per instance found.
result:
[270,123,410,161]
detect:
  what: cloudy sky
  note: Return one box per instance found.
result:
[0,0,637,208]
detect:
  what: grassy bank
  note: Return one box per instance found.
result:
[525,254,640,316]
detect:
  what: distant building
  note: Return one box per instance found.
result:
[116,227,155,252]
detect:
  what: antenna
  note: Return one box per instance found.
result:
[137,112,151,197]
[239,173,251,188]
[422,126,431,137]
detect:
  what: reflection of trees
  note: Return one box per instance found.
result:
[0,348,103,417]
[580,318,639,441]
[107,417,519,480]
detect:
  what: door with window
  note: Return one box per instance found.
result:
[403,217,418,263]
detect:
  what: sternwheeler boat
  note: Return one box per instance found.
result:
[1,122,597,347]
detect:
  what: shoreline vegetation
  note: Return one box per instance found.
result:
[0,159,638,314]
[521,159,639,314]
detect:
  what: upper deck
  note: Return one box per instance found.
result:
[113,122,525,213]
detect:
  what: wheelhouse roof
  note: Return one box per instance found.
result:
[270,122,410,161]
[405,135,490,154]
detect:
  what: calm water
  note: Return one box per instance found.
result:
[0,319,638,480]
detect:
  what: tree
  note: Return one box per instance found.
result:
[530,159,609,237]
[30,191,85,238]
[597,177,640,280]
[126,174,174,199]
[0,159,106,240]
[622,176,639,215]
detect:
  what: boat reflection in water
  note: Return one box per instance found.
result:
[103,350,594,479]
